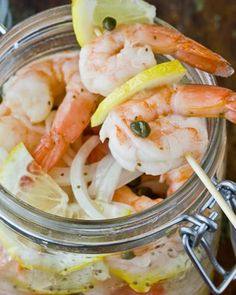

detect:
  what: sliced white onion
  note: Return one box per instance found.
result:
[117,170,143,188]
[98,162,122,202]
[70,136,105,219]
[88,154,143,201]
[84,162,99,183]
[50,163,99,187]
[89,154,122,202]
[94,200,133,218]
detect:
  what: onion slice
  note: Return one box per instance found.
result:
[70,136,105,219]
[89,154,143,201]
[89,154,122,202]
[50,163,99,187]
[118,170,143,189]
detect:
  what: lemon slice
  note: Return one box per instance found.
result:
[0,143,68,216]
[0,222,104,275]
[72,0,156,46]
[110,255,188,293]
[91,60,186,127]
[12,261,109,295]
[109,248,193,293]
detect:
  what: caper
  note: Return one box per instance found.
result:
[130,120,151,138]
[102,17,117,31]
[121,251,136,260]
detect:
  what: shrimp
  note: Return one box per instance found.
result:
[100,83,236,175]
[100,113,208,176]
[79,24,234,96]
[160,164,193,196]
[3,61,60,124]
[0,116,41,154]
[29,54,100,171]
[124,84,236,123]
[113,186,163,212]
[2,52,81,124]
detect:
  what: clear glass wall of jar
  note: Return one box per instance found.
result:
[0,5,227,295]
[0,0,12,29]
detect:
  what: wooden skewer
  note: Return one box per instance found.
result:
[185,153,236,229]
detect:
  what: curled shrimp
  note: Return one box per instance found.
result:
[79,24,234,96]
[30,53,100,171]
[100,113,208,176]
[100,83,236,175]
[2,52,73,124]
[113,186,163,212]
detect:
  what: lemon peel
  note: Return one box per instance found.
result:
[91,60,186,127]
[110,252,189,293]
[72,0,156,46]
[0,142,69,216]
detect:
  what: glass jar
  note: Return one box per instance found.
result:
[0,5,235,295]
[0,0,12,30]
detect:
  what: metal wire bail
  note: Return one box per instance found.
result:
[179,178,236,294]
[0,23,7,36]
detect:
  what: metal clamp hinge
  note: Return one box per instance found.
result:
[0,24,7,36]
[179,178,236,294]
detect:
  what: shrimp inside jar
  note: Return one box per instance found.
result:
[0,9,235,294]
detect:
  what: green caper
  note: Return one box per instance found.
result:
[102,17,117,31]
[121,251,136,260]
[130,120,151,138]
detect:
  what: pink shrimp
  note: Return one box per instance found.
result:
[106,84,236,124]
[100,83,236,176]
[160,165,193,196]
[30,53,100,171]
[113,186,163,212]
[80,24,234,96]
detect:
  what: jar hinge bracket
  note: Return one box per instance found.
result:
[179,178,236,294]
[0,23,7,36]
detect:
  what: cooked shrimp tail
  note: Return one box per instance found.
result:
[33,132,68,171]
[171,85,236,124]
[80,24,234,96]
[33,86,98,170]
[32,55,99,171]
[113,186,163,212]
[129,24,234,77]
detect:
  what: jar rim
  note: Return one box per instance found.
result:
[0,5,226,252]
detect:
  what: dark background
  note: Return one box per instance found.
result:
[8,0,236,294]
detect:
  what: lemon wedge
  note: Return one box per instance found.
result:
[72,0,156,46]
[110,252,190,293]
[0,142,68,216]
[0,222,104,275]
[12,261,109,295]
[91,60,187,127]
